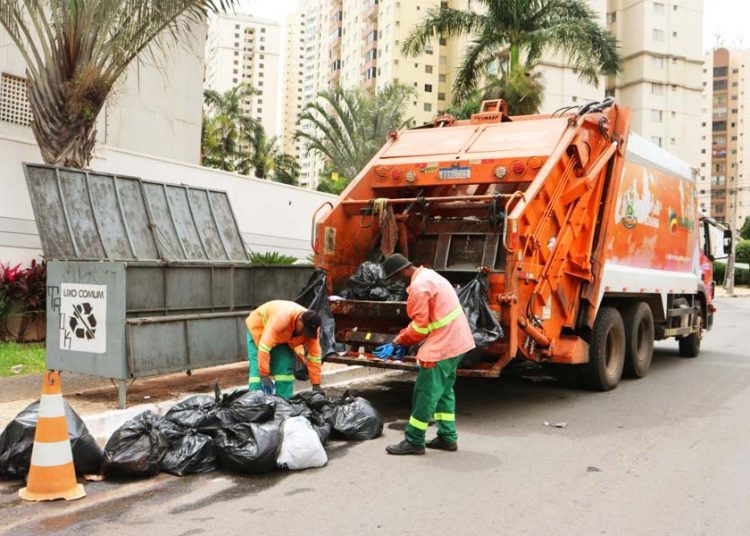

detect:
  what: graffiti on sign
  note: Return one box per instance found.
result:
[59,283,107,354]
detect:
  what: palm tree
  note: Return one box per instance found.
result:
[0,0,238,168]
[402,0,622,105]
[273,153,300,186]
[295,83,415,183]
[247,123,279,179]
[202,83,259,172]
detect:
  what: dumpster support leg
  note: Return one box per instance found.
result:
[116,379,127,409]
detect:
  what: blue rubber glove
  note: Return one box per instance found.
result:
[373,343,395,359]
[393,345,406,360]
[260,376,275,395]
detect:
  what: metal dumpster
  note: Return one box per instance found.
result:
[26,163,312,407]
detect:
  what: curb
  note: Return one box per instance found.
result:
[81,365,399,442]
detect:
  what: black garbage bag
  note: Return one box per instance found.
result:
[307,411,332,445]
[208,387,275,431]
[456,272,503,367]
[292,354,309,382]
[295,269,339,360]
[163,394,217,432]
[291,390,332,412]
[159,424,217,477]
[213,421,281,474]
[328,391,383,440]
[346,262,406,302]
[0,399,103,479]
[269,395,312,422]
[103,411,169,478]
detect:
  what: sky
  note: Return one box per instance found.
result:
[238,0,748,52]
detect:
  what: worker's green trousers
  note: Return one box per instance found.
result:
[404,353,464,448]
[246,332,295,399]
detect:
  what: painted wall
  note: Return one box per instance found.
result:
[0,134,335,266]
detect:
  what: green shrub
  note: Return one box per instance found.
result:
[713,261,750,286]
[248,251,297,266]
[736,240,750,265]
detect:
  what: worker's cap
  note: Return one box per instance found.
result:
[301,310,322,338]
[382,253,413,280]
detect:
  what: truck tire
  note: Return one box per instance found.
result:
[678,327,701,358]
[622,302,654,378]
[583,306,625,391]
[673,297,701,358]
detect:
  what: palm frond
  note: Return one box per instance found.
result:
[401,8,485,57]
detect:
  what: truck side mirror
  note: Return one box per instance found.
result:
[723,229,733,255]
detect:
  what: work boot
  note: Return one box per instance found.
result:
[385,439,425,455]
[426,436,458,452]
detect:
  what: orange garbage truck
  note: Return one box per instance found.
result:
[311,98,731,390]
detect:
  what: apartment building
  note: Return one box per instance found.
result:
[205,14,282,138]
[606,0,705,171]
[281,11,306,159]
[701,48,750,227]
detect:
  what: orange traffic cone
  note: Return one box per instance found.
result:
[18,371,86,502]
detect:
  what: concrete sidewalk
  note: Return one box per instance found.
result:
[0,361,397,439]
[715,285,750,297]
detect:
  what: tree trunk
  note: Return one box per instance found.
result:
[510,45,520,70]
[26,75,101,169]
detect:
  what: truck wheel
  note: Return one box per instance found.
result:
[622,302,654,378]
[583,306,625,391]
[678,327,701,358]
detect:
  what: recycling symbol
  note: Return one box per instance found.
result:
[69,302,97,340]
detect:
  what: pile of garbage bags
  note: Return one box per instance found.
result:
[0,387,383,480]
[102,387,382,477]
[341,262,406,302]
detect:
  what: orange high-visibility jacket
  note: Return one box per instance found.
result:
[394,267,475,362]
[245,300,322,384]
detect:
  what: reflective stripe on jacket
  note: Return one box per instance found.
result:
[394,267,475,362]
[245,300,322,384]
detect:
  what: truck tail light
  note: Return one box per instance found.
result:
[512,160,525,175]
[391,168,402,180]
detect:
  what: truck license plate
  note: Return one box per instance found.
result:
[439,167,471,180]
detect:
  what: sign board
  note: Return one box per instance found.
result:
[59,283,107,353]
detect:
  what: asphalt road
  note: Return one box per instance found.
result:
[2,296,749,536]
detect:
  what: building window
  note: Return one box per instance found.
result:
[425,46,434,55]
[653,2,665,15]
[652,29,665,41]
[439,74,447,83]
[606,12,616,24]
[714,66,728,77]
[652,57,664,68]
[425,65,433,74]
[439,55,447,65]
[651,136,662,147]
[670,137,676,145]
[651,83,664,95]
[424,103,432,112]
[672,31,677,38]
[651,109,663,122]
[425,84,433,92]
[438,92,446,101]
[439,37,447,46]
[0,73,32,126]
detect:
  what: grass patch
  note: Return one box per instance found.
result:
[0,342,47,377]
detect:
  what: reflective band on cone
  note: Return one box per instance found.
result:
[18,371,85,502]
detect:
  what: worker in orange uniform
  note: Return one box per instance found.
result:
[245,300,324,399]
[374,253,475,455]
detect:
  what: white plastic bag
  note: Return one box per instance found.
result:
[276,416,327,470]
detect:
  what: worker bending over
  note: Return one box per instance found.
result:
[375,253,475,455]
[245,300,324,399]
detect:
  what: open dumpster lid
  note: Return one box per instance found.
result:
[24,163,248,262]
